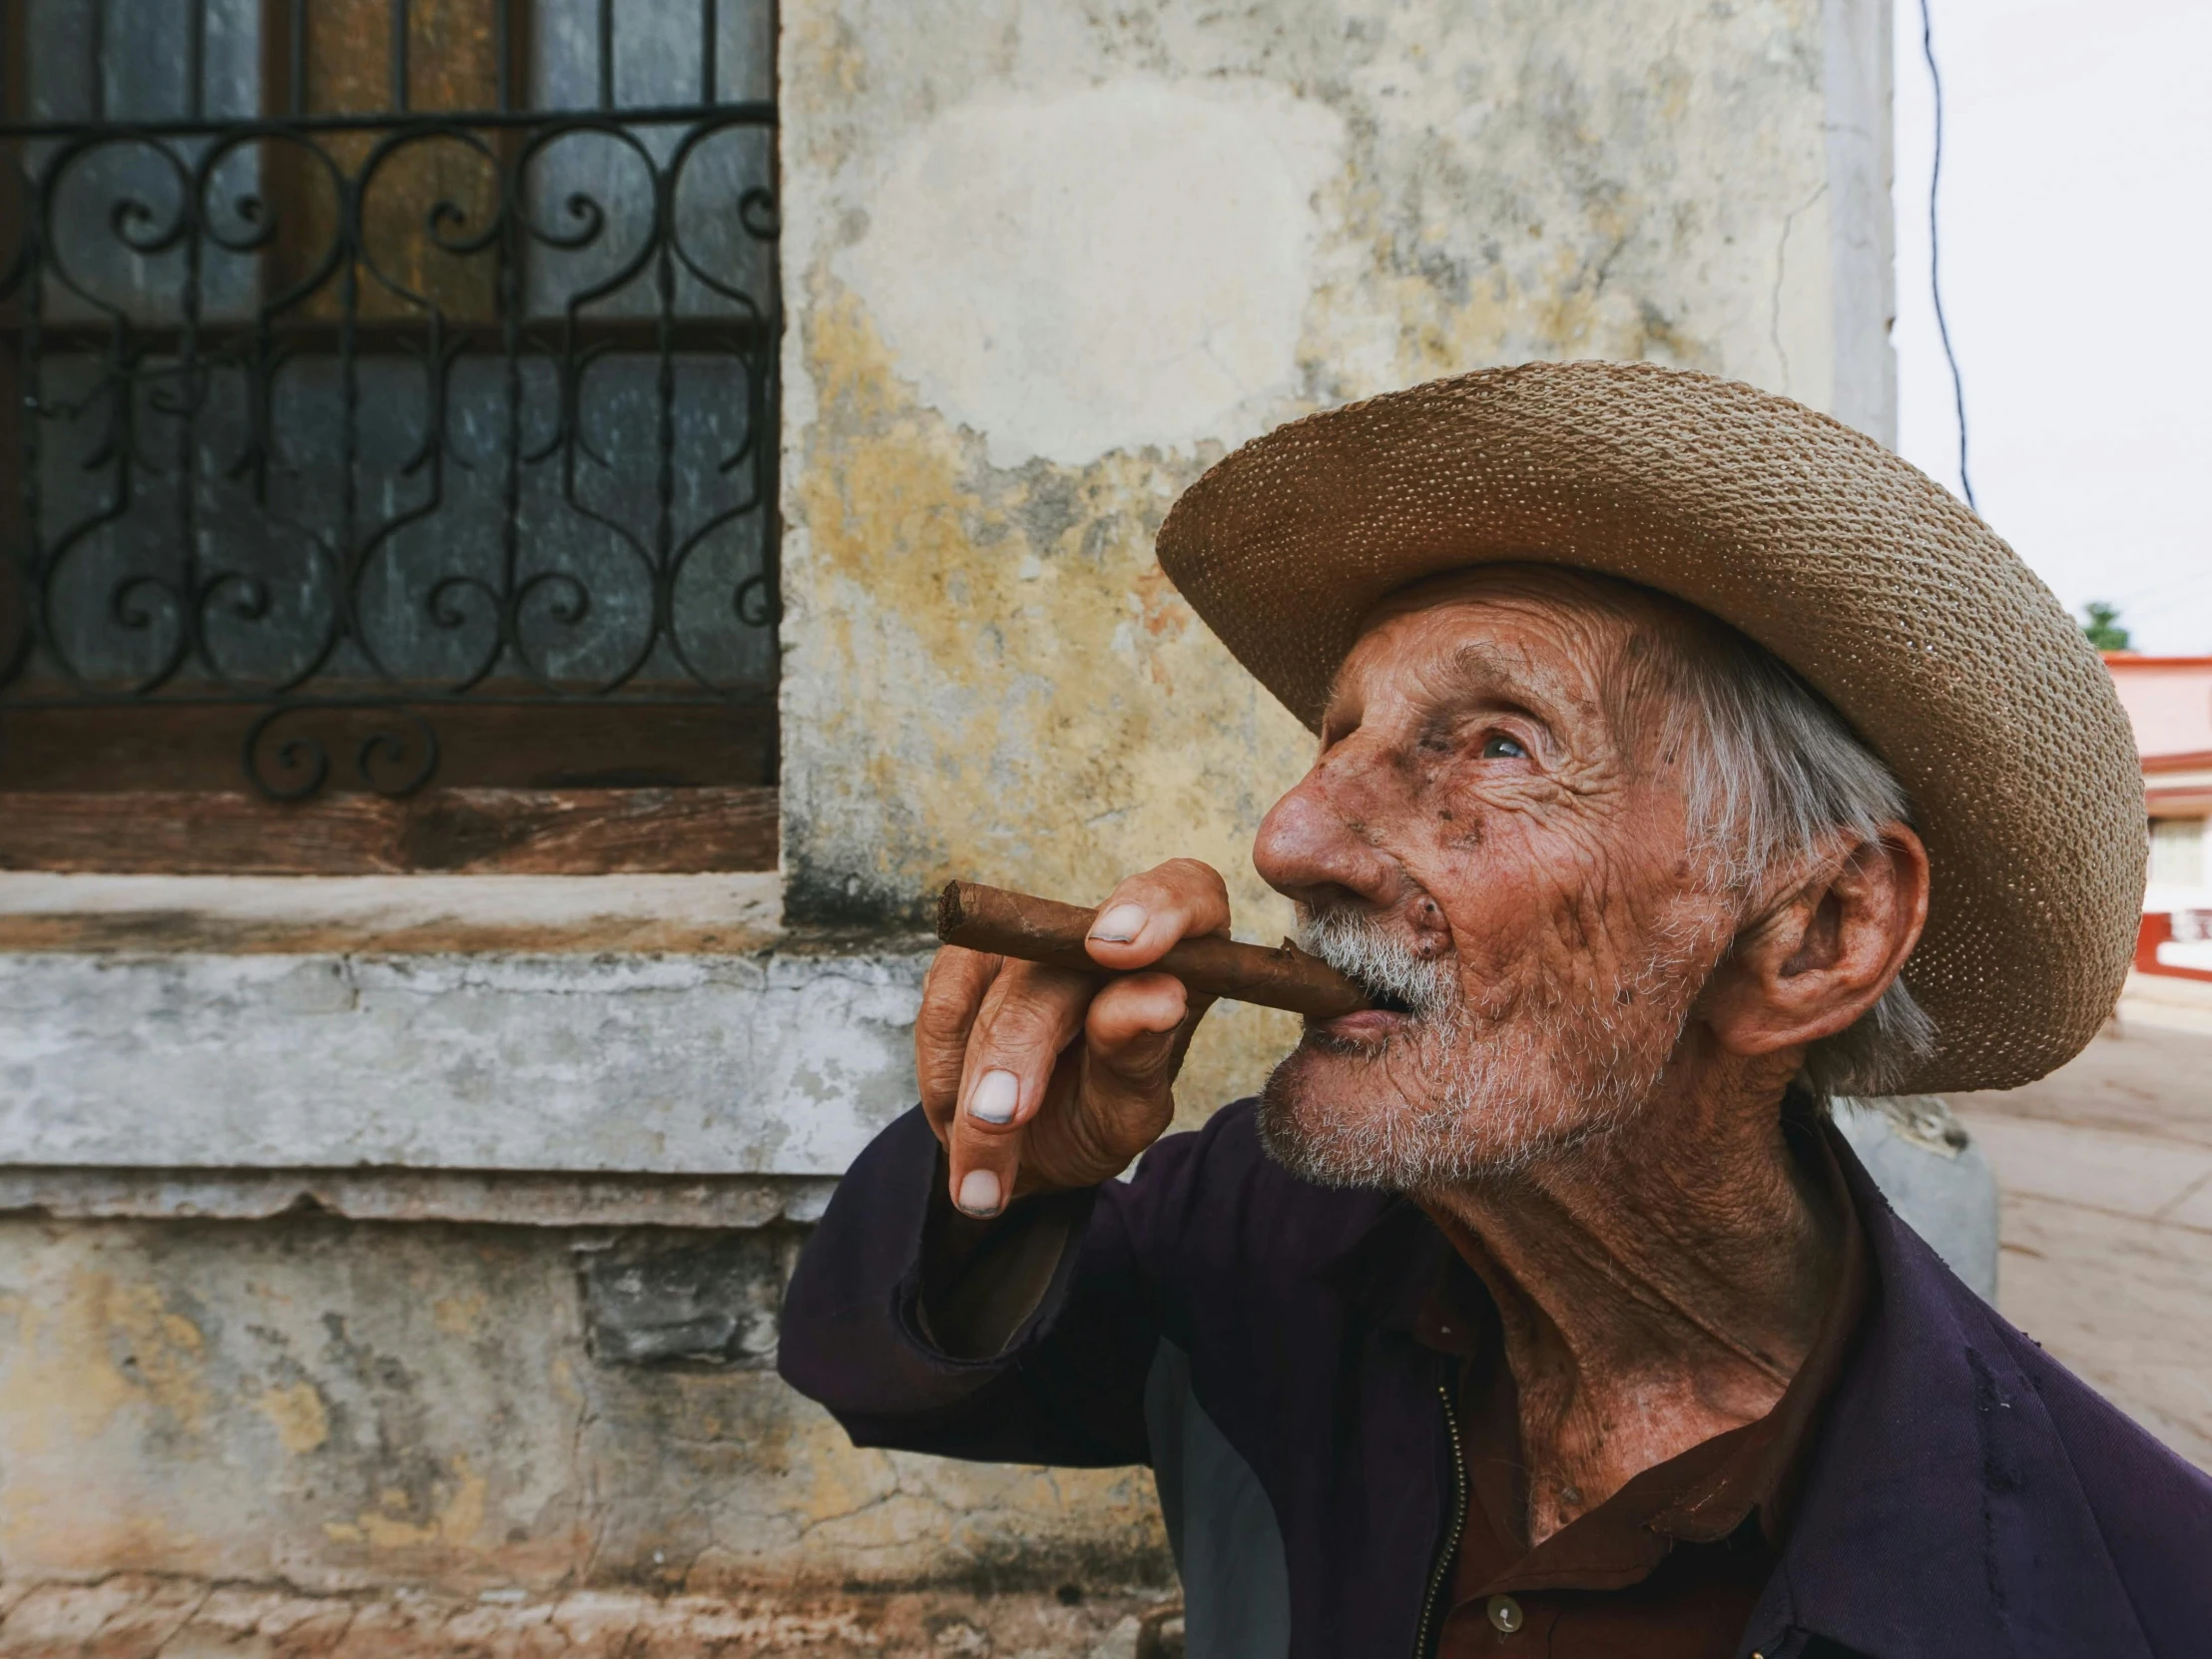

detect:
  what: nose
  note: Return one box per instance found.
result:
[1254,749,1405,911]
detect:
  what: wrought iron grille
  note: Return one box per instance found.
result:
[0,0,778,802]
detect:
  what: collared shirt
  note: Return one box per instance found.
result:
[1419,1119,1871,1658]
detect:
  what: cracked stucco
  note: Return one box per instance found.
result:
[0,1578,1175,1654]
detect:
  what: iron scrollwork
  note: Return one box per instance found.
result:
[243,704,442,802]
[0,1,780,802]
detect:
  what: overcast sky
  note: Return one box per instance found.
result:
[1893,0,2212,656]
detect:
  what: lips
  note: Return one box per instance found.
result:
[1326,959,1419,1016]
[1312,968,1419,1041]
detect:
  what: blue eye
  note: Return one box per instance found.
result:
[1481,735,1527,760]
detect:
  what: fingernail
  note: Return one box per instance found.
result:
[968,1069,1019,1125]
[1090,902,1148,943]
[956,1169,1002,1216]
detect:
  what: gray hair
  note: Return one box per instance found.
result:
[1657,624,1936,1098]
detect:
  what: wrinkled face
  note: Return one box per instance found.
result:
[1253,565,1742,1188]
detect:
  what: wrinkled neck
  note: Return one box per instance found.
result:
[1419,1059,1843,1446]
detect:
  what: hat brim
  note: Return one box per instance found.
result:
[1155,360,2143,1094]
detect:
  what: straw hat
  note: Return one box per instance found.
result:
[1155,359,2143,1094]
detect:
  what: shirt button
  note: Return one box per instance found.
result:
[1485,1594,1524,1635]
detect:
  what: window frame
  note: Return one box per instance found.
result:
[0,0,781,874]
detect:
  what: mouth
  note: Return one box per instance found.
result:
[1294,904,1448,1045]
[1359,978,1417,1015]
[1309,968,1419,1043]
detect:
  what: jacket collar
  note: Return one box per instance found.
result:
[1307,1121,2154,1659]
[1744,1135,2153,1659]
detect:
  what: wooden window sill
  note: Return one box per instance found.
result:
[0,786,777,878]
[0,868,787,955]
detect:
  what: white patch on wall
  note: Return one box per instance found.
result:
[836,77,1343,469]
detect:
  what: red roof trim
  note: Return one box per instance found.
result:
[2104,653,2212,669]
[2144,749,2212,774]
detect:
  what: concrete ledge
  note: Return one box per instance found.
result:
[0,948,928,1176]
[0,872,932,1181]
[0,872,790,956]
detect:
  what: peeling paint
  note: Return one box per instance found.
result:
[5,1269,213,1448]
[431,1292,487,1339]
[837,77,1343,468]
[325,1457,487,1552]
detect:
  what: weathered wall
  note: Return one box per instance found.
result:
[0,872,932,1178]
[0,1215,1166,1596]
[779,0,1895,1112]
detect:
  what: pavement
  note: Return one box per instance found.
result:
[1949,985,2212,1473]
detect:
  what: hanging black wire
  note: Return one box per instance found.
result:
[1918,0,1976,511]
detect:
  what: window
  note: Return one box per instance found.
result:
[2149,818,2206,889]
[0,0,778,872]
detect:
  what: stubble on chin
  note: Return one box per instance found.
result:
[1254,1040,1371,1187]
[1255,1018,1526,1190]
[1255,989,1688,1191]
[1260,898,1717,1192]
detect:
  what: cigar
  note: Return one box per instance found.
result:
[935,880,1371,1021]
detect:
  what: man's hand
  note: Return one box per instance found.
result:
[915,858,1230,1217]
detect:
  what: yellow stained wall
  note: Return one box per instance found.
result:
[0,1218,1165,1591]
[778,0,1885,1112]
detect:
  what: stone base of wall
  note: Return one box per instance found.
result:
[0,1578,1187,1659]
[0,1215,1168,1595]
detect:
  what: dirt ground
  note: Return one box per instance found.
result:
[1949,1004,2212,1472]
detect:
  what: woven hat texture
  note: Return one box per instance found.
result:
[1156,359,2144,1094]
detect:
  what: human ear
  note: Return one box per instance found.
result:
[1697,826,1932,1059]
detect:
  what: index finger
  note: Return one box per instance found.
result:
[915,944,1000,1138]
[1082,857,1232,972]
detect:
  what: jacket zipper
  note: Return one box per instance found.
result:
[1412,1376,1469,1658]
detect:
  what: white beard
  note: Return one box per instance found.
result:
[1257,905,1704,1190]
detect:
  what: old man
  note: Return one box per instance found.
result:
[779,364,2210,1658]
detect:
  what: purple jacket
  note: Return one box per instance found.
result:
[780,1102,2212,1658]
